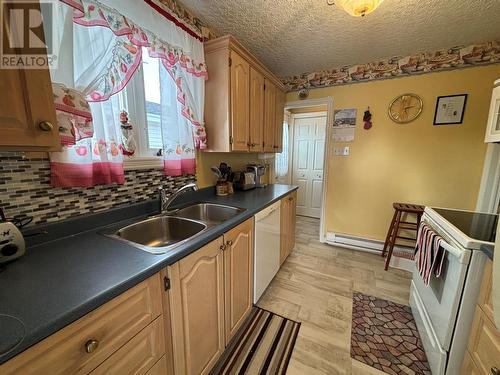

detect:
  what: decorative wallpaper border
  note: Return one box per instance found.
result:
[156,0,217,40]
[281,41,500,92]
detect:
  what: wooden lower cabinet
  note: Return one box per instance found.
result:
[167,219,255,375]
[224,218,254,343]
[1,218,259,375]
[468,305,500,375]
[168,236,226,375]
[280,191,297,265]
[145,356,168,375]
[90,317,165,375]
[461,351,481,375]
[462,258,500,375]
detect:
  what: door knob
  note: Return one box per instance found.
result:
[84,339,99,353]
[38,121,54,131]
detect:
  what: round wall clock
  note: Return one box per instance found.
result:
[388,93,423,123]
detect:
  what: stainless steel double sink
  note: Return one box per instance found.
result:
[105,203,245,254]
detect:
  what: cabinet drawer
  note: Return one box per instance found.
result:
[145,356,168,375]
[468,306,500,375]
[91,317,165,375]
[1,274,162,375]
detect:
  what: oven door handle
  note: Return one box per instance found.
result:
[438,240,462,260]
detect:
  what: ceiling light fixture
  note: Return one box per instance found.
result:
[327,0,384,17]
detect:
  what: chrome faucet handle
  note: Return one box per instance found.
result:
[159,183,198,214]
[159,187,169,213]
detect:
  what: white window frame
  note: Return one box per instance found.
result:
[121,55,164,170]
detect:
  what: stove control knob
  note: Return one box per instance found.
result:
[1,244,18,256]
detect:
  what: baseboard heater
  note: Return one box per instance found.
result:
[325,232,413,255]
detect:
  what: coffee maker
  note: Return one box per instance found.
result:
[246,164,266,188]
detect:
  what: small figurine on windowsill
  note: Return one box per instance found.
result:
[363,107,373,130]
[119,110,136,156]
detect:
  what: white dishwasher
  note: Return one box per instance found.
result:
[254,201,281,303]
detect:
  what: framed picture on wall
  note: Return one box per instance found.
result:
[433,94,468,125]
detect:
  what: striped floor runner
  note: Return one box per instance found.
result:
[211,307,301,375]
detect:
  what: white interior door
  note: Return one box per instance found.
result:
[291,114,326,218]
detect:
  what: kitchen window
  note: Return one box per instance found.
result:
[118,47,170,169]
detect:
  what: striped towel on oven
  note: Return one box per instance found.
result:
[414,222,446,286]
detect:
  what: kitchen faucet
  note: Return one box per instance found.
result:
[159,182,198,214]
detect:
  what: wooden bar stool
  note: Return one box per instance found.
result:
[382,202,425,271]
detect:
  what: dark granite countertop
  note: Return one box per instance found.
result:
[0,184,297,365]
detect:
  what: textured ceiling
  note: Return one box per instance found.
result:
[179,0,500,77]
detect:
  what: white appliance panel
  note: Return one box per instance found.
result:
[410,282,447,375]
[254,202,281,303]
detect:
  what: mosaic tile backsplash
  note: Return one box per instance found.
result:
[0,153,195,226]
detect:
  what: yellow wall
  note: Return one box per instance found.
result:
[196,152,263,188]
[286,65,500,241]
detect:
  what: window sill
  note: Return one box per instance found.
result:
[124,157,163,171]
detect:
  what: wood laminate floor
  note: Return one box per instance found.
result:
[256,216,413,375]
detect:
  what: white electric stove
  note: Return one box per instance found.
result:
[410,207,497,375]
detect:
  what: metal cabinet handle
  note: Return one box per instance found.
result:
[84,339,99,353]
[38,121,54,131]
[491,367,500,375]
[219,244,226,251]
[288,196,293,201]
[226,240,233,247]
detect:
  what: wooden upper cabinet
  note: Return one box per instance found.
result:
[0,1,59,151]
[230,51,250,151]
[274,90,286,152]
[168,237,225,375]
[263,79,276,152]
[249,67,265,152]
[223,219,254,343]
[204,35,285,153]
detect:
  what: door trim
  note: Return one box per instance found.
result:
[285,97,334,243]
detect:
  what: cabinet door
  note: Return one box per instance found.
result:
[0,2,59,150]
[230,51,250,151]
[263,79,276,152]
[168,237,225,375]
[485,84,500,143]
[280,192,297,264]
[468,305,500,375]
[249,67,264,152]
[280,197,290,265]
[274,90,286,152]
[461,351,481,375]
[223,218,254,343]
[288,191,297,257]
[478,259,494,322]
